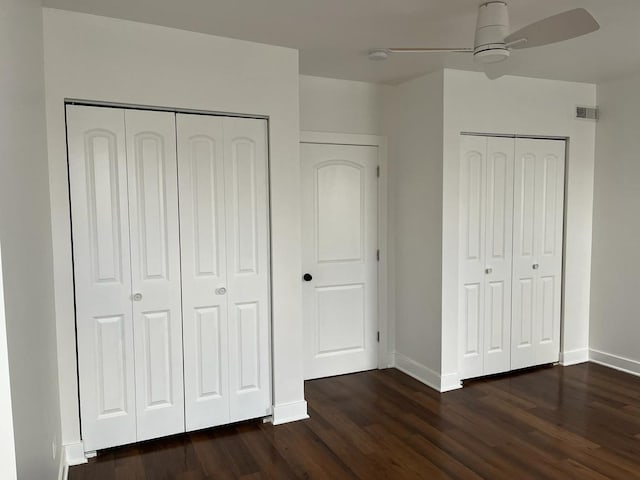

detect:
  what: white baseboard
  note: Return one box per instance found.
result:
[393,352,461,392]
[560,348,589,366]
[64,442,87,467]
[589,349,640,378]
[440,372,463,392]
[272,400,309,425]
[58,452,67,480]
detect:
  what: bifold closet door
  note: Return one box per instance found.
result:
[177,114,271,431]
[511,139,565,370]
[459,135,514,380]
[69,106,184,451]
[67,106,136,452]
[124,110,184,441]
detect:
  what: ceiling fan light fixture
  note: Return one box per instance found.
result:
[474,47,510,64]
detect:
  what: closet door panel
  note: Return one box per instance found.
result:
[177,114,230,430]
[67,106,136,451]
[512,139,565,369]
[483,137,514,375]
[533,142,565,364]
[459,135,487,379]
[126,110,184,440]
[224,117,271,422]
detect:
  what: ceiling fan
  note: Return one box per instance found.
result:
[369,1,600,79]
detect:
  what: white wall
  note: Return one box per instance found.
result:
[300,75,391,135]
[0,0,62,478]
[442,69,597,380]
[384,71,445,389]
[590,71,640,373]
[43,8,305,450]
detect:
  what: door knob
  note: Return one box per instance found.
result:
[533,264,540,270]
[215,287,227,295]
[132,293,143,302]
[485,268,493,275]
[303,273,313,282]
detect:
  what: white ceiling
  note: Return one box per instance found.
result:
[42,0,640,85]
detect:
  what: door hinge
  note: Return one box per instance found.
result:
[377,331,380,343]
[377,249,380,261]
[376,165,380,178]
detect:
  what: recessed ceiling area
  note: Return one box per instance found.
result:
[42,0,640,85]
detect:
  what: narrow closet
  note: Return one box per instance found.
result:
[459,135,565,380]
[67,105,271,452]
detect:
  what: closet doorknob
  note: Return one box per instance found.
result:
[532,264,540,270]
[132,293,143,302]
[216,287,227,295]
[485,268,493,275]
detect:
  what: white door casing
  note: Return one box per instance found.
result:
[178,115,271,429]
[459,136,515,379]
[301,143,378,380]
[511,138,565,370]
[67,106,137,451]
[124,110,185,441]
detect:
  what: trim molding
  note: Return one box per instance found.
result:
[440,372,463,392]
[560,348,589,366]
[58,453,67,480]
[394,352,462,392]
[590,349,640,378]
[272,400,309,425]
[64,442,87,467]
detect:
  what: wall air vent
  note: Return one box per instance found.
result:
[576,106,599,121]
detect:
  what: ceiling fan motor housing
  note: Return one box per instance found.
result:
[474,1,510,64]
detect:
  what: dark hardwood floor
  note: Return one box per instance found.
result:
[69,363,640,479]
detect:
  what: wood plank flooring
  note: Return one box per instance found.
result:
[69,363,640,479]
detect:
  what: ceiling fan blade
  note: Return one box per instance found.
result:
[504,8,600,50]
[483,61,511,80]
[386,47,473,53]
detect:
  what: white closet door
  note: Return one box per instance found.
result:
[125,110,185,441]
[67,106,137,451]
[459,136,514,379]
[301,143,379,380]
[223,117,271,422]
[512,138,565,370]
[177,114,230,431]
[483,137,514,375]
[459,136,488,379]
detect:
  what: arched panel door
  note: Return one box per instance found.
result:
[301,143,378,380]
[67,106,136,451]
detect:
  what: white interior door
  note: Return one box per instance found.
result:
[512,138,565,370]
[177,114,230,431]
[67,106,137,451]
[125,110,185,441]
[301,143,378,380]
[459,136,514,380]
[223,117,271,422]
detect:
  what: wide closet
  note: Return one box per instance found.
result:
[66,105,271,452]
[459,135,565,380]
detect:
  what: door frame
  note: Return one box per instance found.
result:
[457,132,570,381]
[300,131,391,370]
